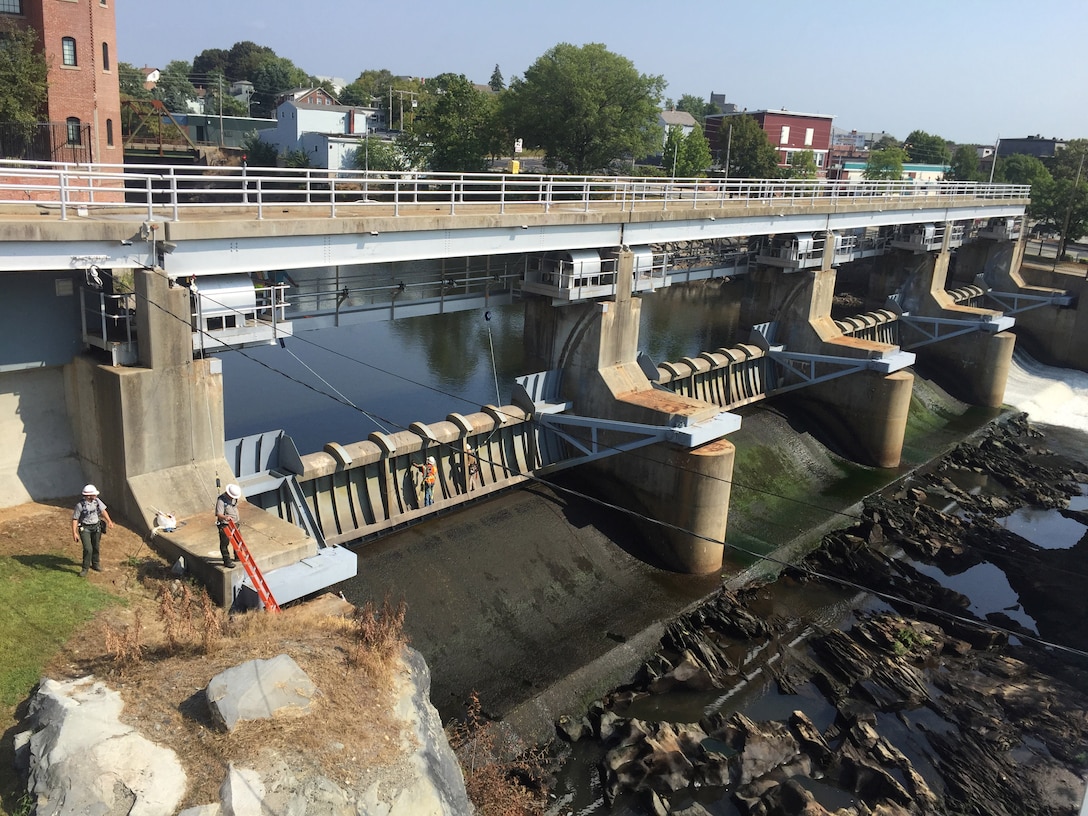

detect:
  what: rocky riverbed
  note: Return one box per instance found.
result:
[551,414,1088,815]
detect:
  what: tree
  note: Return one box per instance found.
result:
[675,94,718,126]
[1030,176,1088,258]
[349,138,406,172]
[0,18,49,130]
[872,133,898,150]
[720,115,780,179]
[903,129,951,165]
[864,147,908,180]
[489,64,504,92]
[996,153,1051,188]
[241,132,278,166]
[118,61,151,100]
[153,60,198,112]
[948,145,983,181]
[339,69,396,108]
[506,42,665,174]
[250,56,311,118]
[404,73,495,172]
[786,149,818,179]
[664,126,712,177]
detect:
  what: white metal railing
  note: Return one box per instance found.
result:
[0,158,1031,223]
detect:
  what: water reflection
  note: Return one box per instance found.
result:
[222,284,744,455]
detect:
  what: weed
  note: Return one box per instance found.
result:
[347,595,408,684]
[448,691,549,816]
[103,609,143,674]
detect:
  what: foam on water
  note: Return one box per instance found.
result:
[1003,351,1088,433]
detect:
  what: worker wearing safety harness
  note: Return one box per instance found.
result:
[70,484,113,577]
[215,484,242,568]
[415,456,438,507]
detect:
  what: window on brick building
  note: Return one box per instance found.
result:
[106,119,114,147]
[62,37,77,66]
[0,0,23,13]
[66,118,82,145]
[780,126,790,145]
[102,41,110,70]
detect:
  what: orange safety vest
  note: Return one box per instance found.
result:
[423,463,437,485]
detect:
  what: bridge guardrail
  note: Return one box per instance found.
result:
[0,159,1031,223]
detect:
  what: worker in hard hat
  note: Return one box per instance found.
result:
[71,484,113,577]
[414,456,438,507]
[215,483,243,568]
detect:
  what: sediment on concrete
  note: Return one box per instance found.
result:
[343,369,994,744]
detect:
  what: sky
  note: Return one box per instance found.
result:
[116,0,1087,145]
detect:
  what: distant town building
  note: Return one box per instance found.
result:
[705,109,834,174]
[996,136,1066,159]
[658,110,698,147]
[708,93,737,115]
[265,98,382,170]
[2,0,122,164]
[830,160,950,183]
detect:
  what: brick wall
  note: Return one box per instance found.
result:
[9,0,123,165]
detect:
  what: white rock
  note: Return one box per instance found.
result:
[206,654,317,732]
[221,763,265,816]
[24,676,187,816]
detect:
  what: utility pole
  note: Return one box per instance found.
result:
[723,123,733,180]
[218,75,224,148]
[1058,149,1085,264]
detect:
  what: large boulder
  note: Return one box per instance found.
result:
[205,653,317,732]
[18,676,187,816]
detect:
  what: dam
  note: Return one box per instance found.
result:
[2,162,1086,682]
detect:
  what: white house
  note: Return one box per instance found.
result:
[832,160,950,183]
[266,98,381,171]
[658,110,698,147]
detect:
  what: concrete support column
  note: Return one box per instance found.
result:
[67,268,230,532]
[899,237,1017,405]
[802,370,914,468]
[769,265,914,468]
[915,331,1015,407]
[533,249,736,574]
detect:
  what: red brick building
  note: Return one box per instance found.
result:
[3,0,122,164]
[705,109,834,176]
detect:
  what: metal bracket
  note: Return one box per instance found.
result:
[885,296,1014,349]
[982,289,1073,314]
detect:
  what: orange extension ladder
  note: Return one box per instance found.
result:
[224,519,281,612]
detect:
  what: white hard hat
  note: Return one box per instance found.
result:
[82,484,99,496]
[226,484,242,499]
[426,456,435,464]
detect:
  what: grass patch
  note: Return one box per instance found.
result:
[0,550,117,707]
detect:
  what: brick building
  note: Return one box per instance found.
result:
[705,109,834,176]
[2,0,122,164]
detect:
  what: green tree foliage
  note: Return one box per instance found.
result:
[903,129,951,164]
[403,73,494,172]
[339,69,396,108]
[872,133,899,150]
[193,41,276,85]
[200,68,248,117]
[1029,141,1088,255]
[283,147,311,168]
[241,131,278,166]
[864,146,908,180]
[349,138,407,172]
[0,18,48,128]
[663,126,712,177]
[489,64,505,92]
[786,149,818,179]
[250,56,311,118]
[118,61,151,100]
[995,153,1051,188]
[153,60,198,113]
[675,94,718,126]
[720,115,780,179]
[948,145,983,181]
[506,42,665,174]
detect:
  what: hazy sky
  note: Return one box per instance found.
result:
[116,0,1086,145]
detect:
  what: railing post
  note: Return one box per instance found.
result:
[169,168,179,221]
[500,175,506,215]
[59,170,69,221]
[394,178,400,216]
[330,176,337,219]
[255,179,263,220]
